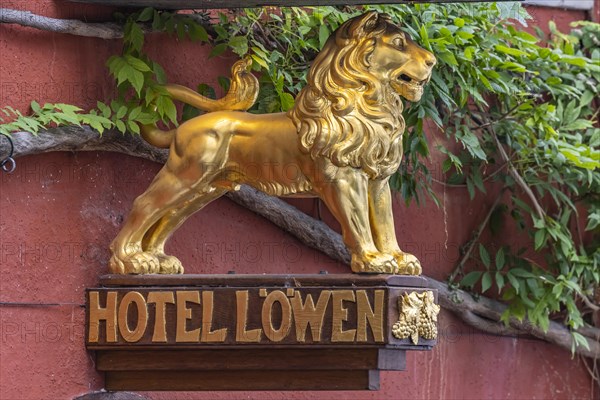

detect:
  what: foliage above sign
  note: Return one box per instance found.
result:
[68,0,522,9]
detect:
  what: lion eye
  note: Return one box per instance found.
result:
[392,36,406,49]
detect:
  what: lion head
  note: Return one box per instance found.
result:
[289,12,436,179]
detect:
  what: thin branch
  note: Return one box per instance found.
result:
[580,293,600,312]
[6,126,599,360]
[472,101,525,130]
[448,190,504,283]
[486,115,546,221]
[0,8,124,39]
[580,356,600,388]
[577,324,600,342]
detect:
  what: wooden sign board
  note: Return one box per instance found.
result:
[86,274,439,391]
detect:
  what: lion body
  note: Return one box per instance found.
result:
[109,11,436,275]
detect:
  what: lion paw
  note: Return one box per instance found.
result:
[119,252,160,274]
[394,252,422,275]
[351,252,399,274]
[108,254,126,274]
[156,254,184,274]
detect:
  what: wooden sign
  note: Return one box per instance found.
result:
[86,274,439,391]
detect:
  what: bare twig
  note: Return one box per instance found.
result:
[472,101,525,129]
[6,126,599,360]
[447,190,504,283]
[0,8,124,39]
[485,115,546,221]
[580,293,600,312]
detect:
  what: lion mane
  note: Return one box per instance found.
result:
[288,13,405,179]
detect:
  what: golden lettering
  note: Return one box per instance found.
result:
[261,290,291,342]
[331,290,356,342]
[290,290,331,342]
[176,291,200,342]
[147,291,175,342]
[118,291,148,343]
[88,291,117,343]
[356,289,384,342]
[201,291,227,342]
[235,290,261,342]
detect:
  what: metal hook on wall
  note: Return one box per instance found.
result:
[0,133,16,173]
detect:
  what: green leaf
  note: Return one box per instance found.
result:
[116,106,127,119]
[176,20,186,40]
[495,272,505,292]
[137,7,154,22]
[229,36,249,56]
[496,45,529,58]
[515,31,539,43]
[189,24,208,42]
[572,332,590,351]
[506,272,520,293]
[181,104,200,121]
[127,120,140,134]
[461,271,483,287]
[466,177,475,200]
[534,229,546,250]
[280,92,295,111]
[319,24,330,48]
[115,119,126,133]
[125,55,151,72]
[438,51,458,66]
[129,69,145,96]
[153,62,167,84]
[128,106,142,120]
[251,54,269,70]
[30,101,41,114]
[117,64,134,86]
[97,102,111,118]
[161,96,177,124]
[495,248,506,270]
[127,22,145,52]
[481,271,492,293]
[560,55,587,67]
[209,43,228,58]
[479,244,491,268]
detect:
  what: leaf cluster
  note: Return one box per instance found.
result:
[184,3,600,348]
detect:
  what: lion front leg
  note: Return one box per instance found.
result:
[368,179,421,275]
[313,165,398,274]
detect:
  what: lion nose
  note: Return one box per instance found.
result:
[425,53,436,67]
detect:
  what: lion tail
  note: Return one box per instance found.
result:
[141,57,259,148]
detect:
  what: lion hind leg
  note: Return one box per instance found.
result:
[141,187,227,274]
[109,168,198,274]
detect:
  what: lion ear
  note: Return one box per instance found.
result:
[350,11,380,38]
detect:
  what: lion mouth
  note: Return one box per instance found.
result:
[398,73,428,88]
[390,71,430,101]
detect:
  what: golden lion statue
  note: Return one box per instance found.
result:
[109,11,436,275]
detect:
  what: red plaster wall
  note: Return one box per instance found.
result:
[0,2,597,399]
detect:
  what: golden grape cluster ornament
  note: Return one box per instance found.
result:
[392,291,440,344]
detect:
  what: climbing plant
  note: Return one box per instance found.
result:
[1,3,598,353]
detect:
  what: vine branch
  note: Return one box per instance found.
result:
[478,111,546,221]
[0,8,124,39]
[447,190,504,283]
[5,126,599,360]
